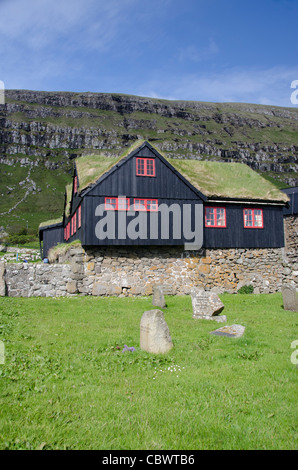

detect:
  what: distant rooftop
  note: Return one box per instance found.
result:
[39,217,63,230]
[281,186,298,215]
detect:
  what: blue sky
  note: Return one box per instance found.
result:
[0,0,298,106]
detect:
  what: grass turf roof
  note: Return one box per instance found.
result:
[75,154,124,192]
[75,140,146,193]
[65,183,72,218]
[166,159,289,203]
[39,217,63,230]
[73,140,288,203]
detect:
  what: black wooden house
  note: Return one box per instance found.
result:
[39,141,289,258]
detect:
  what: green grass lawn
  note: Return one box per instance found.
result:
[0,294,297,450]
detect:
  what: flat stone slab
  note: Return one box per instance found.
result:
[210,324,245,338]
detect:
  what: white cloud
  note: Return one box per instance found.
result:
[0,0,136,52]
[139,66,298,107]
[177,39,219,63]
[0,0,138,90]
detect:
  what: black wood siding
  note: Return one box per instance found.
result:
[204,204,285,248]
[82,196,203,246]
[85,148,199,200]
[42,226,64,258]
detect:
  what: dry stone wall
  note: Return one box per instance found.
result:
[1,243,297,298]
[79,246,296,296]
[5,263,72,297]
[284,215,298,266]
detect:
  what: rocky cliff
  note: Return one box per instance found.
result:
[0,90,297,235]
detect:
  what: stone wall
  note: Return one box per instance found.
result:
[79,246,297,296]
[2,243,297,298]
[5,263,72,297]
[284,215,298,267]
[0,247,41,263]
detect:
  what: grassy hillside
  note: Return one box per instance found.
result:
[0,90,297,237]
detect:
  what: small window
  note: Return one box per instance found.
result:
[118,197,130,211]
[244,208,263,228]
[136,158,155,177]
[105,197,130,211]
[134,198,158,212]
[74,176,78,194]
[71,214,77,235]
[78,205,81,228]
[205,207,226,227]
[105,197,118,210]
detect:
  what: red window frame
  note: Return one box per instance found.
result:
[136,158,155,177]
[78,205,81,228]
[243,208,264,228]
[133,198,158,212]
[105,197,130,211]
[74,176,78,194]
[205,207,227,228]
[65,222,70,240]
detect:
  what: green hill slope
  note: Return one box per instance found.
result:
[0,90,297,238]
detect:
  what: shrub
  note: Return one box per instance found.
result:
[238,284,254,294]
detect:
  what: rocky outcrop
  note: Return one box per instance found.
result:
[0,90,297,235]
[1,90,297,185]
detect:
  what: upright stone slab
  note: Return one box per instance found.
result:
[140,309,173,354]
[282,284,298,312]
[191,288,225,320]
[152,286,166,308]
[0,262,5,297]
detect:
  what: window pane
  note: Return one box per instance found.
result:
[254,210,263,227]
[206,207,214,226]
[147,199,158,211]
[244,209,253,227]
[146,159,154,176]
[137,159,145,175]
[106,198,117,210]
[78,206,81,227]
[216,208,225,226]
[134,199,145,210]
[118,198,129,210]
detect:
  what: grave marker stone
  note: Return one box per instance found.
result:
[282,284,298,312]
[140,309,173,354]
[152,286,166,308]
[210,324,245,338]
[0,262,5,297]
[191,288,225,321]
